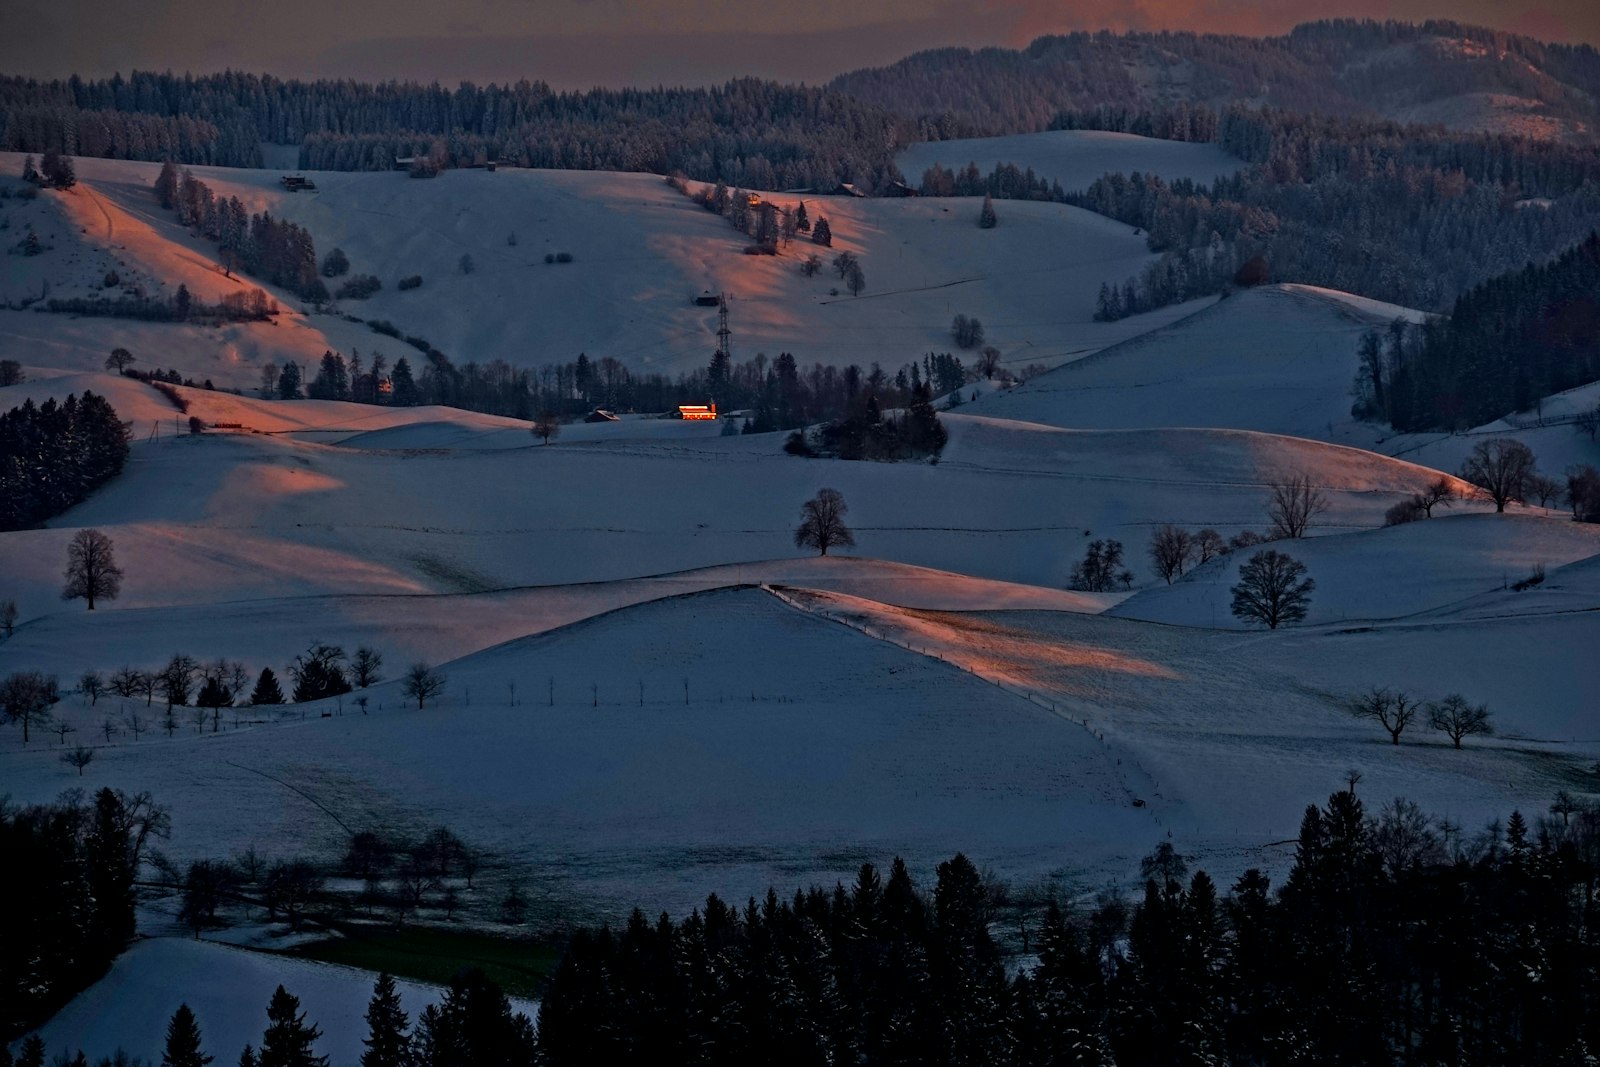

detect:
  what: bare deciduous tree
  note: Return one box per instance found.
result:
[1267,474,1329,539]
[1459,438,1536,513]
[403,663,446,709]
[1370,797,1443,876]
[79,670,105,706]
[62,528,123,610]
[531,412,561,445]
[1351,687,1421,745]
[1,670,58,743]
[794,487,855,556]
[1149,525,1196,584]
[1428,694,1493,749]
[109,666,142,700]
[351,647,384,688]
[62,745,95,776]
[1525,473,1564,508]
[1416,477,1456,517]
[1230,549,1315,629]
[0,598,16,638]
[1194,529,1226,564]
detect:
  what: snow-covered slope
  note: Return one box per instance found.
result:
[0,386,1461,619]
[0,153,1208,387]
[1109,512,1600,628]
[966,284,1428,446]
[780,586,1600,879]
[0,587,1150,911]
[896,130,1244,194]
[28,939,532,1066]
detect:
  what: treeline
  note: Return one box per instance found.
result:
[43,287,276,324]
[1,788,166,1039]
[0,392,130,531]
[0,71,909,191]
[1073,106,1600,316]
[0,101,246,166]
[154,163,321,299]
[1355,231,1600,429]
[830,19,1600,140]
[539,789,1600,1065]
[917,160,1065,201]
[277,343,974,436]
[1052,102,1221,142]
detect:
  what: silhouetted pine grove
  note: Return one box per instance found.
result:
[539,790,1600,1066]
[290,343,972,436]
[0,72,910,191]
[0,391,130,531]
[153,163,323,300]
[1,789,163,1039]
[830,19,1600,140]
[1072,106,1600,318]
[1352,231,1600,430]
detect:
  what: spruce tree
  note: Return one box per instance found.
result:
[360,972,410,1067]
[979,194,997,229]
[14,1035,44,1067]
[237,1047,257,1067]
[259,986,328,1067]
[811,217,832,246]
[163,1003,214,1067]
[250,668,285,706]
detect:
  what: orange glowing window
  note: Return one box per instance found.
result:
[678,404,718,420]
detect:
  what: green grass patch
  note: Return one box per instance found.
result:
[290,925,559,999]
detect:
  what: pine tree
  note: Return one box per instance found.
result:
[237,1047,258,1067]
[250,667,285,706]
[812,217,832,246]
[163,1003,215,1067]
[978,195,997,229]
[14,1036,45,1067]
[361,972,411,1067]
[259,986,328,1067]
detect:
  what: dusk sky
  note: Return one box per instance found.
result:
[5,0,1599,88]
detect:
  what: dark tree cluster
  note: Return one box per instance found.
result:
[918,160,1065,202]
[153,164,321,301]
[1075,106,1600,325]
[1069,539,1131,592]
[796,382,949,462]
[1,71,911,191]
[1358,232,1600,430]
[0,391,130,531]
[538,790,1600,1066]
[43,289,275,325]
[0,788,167,1040]
[292,335,974,439]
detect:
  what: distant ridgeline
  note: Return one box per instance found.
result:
[831,19,1600,140]
[0,73,910,191]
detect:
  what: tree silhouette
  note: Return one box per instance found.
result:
[62,528,123,610]
[1230,549,1314,629]
[794,488,855,556]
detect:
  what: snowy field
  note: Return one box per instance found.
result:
[896,129,1244,194]
[29,939,534,1066]
[1,138,1596,1042]
[966,284,1427,447]
[1,153,1210,388]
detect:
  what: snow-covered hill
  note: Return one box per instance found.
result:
[965,284,1427,446]
[1,154,1207,388]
